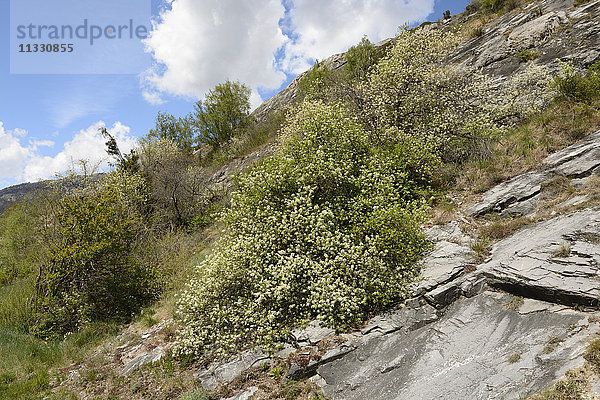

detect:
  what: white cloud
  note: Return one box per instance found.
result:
[0,121,136,187]
[143,0,287,102]
[282,0,436,73]
[0,122,32,182]
[142,0,436,104]
[142,90,166,105]
[24,122,136,182]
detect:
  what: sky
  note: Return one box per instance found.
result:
[0,0,470,189]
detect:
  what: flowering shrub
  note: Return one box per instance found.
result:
[362,27,548,162]
[174,102,434,359]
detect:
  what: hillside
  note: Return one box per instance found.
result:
[2,1,600,400]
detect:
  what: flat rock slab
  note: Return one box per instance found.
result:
[414,222,474,295]
[317,291,597,400]
[481,209,600,307]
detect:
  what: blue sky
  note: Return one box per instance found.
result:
[0,0,470,189]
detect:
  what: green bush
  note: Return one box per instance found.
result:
[0,201,45,286]
[552,61,600,103]
[344,36,384,81]
[479,0,506,12]
[516,48,539,62]
[33,187,157,339]
[296,60,341,101]
[175,101,434,359]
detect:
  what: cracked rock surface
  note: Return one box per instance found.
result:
[317,292,597,400]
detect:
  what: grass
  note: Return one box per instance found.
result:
[528,369,587,400]
[517,49,539,62]
[456,98,600,195]
[0,322,120,399]
[508,353,521,363]
[479,216,531,241]
[471,236,491,262]
[583,336,600,372]
[542,336,565,354]
[504,296,524,311]
[552,243,571,258]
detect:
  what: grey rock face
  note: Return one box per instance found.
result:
[310,209,600,399]
[291,321,336,347]
[317,292,597,400]
[221,386,258,400]
[119,346,165,377]
[196,350,269,390]
[468,130,600,216]
[454,0,600,76]
[481,209,600,307]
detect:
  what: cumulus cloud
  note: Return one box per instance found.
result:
[0,122,32,183]
[142,0,435,104]
[143,0,287,103]
[0,121,136,187]
[142,90,166,105]
[282,0,435,73]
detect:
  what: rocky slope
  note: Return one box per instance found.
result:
[42,1,600,399]
[183,1,600,399]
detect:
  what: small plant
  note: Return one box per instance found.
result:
[583,336,600,372]
[508,353,521,363]
[552,243,571,258]
[517,48,539,62]
[260,361,270,372]
[470,26,484,37]
[504,296,524,311]
[542,336,565,354]
[179,388,214,400]
[269,365,285,380]
[471,236,491,262]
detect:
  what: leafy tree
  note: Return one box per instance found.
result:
[138,138,223,229]
[148,111,195,151]
[193,80,252,148]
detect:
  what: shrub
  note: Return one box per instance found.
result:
[139,137,223,228]
[175,102,434,359]
[552,61,600,103]
[344,36,383,81]
[32,187,157,339]
[0,201,45,286]
[362,27,548,163]
[481,0,506,12]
